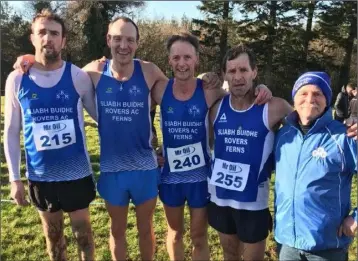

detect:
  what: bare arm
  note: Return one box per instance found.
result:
[208,99,222,149]
[204,87,227,109]
[144,62,169,106]
[152,79,169,106]
[72,65,97,122]
[268,97,293,131]
[4,71,23,182]
[82,61,104,89]
[199,72,223,90]
[254,84,272,105]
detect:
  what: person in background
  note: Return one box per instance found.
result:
[347,88,357,125]
[334,83,355,122]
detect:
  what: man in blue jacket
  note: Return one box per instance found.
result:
[274,72,357,261]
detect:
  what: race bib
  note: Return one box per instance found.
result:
[167,142,206,172]
[33,119,76,151]
[210,158,250,191]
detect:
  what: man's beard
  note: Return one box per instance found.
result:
[42,49,61,63]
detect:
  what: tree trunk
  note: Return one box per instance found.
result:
[304,1,315,68]
[264,1,277,87]
[338,6,357,89]
[219,1,229,66]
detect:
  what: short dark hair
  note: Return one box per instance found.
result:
[166,32,199,53]
[346,83,355,90]
[222,44,257,72]
[109,16,140,41]
[31,9,67,38]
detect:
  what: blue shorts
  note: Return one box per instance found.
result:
[97,169,160,206]
[159,181,209,208]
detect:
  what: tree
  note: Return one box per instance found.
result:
[292,1,324,68]
[192,1,236,72]
[60,1,144,65]
[180,14,192,32]
[236,1,297,88]
[318,1,357,91]
[22,1,67,19]
[136,17,193,76]
[1,2,33,93]
[66,1,144,63]
[26,0,53,13]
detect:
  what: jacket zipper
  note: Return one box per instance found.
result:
[292,131,305,248]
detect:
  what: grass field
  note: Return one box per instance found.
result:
[1,96,357,261]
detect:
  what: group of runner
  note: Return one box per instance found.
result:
[4,9,357,261]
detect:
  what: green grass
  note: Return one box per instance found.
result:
[1,97,357,260]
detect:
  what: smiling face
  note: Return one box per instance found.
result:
[107,19,138,66]
[294,84,327,124]
[168,41,198,81]
[31,18,65,62]
[224,53,257,98]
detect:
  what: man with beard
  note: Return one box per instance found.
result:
[13,18,270,261]
[13,17,218,261]
[4,9,96,261]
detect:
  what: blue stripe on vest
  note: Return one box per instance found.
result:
[96,59,157,172]
[19,62,91,181]
[212,95,273,202]
[160,78,210,184]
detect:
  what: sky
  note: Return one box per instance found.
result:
[8,1,204,20]
[143,1,203,20]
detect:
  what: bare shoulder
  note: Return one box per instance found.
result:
[82,60,105,74]
[140,60,162,74]
[140,59,168,90]
[82,60,105,88]
[70,64,94,95]
[267,96,293,129]
[212,97,224,110]
[71,64,90,79]
[209,97,224,121]
[268,97,292,111]
[204,87,227,108]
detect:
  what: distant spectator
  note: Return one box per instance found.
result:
[334,83,355,122]
[347,88,357,125]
